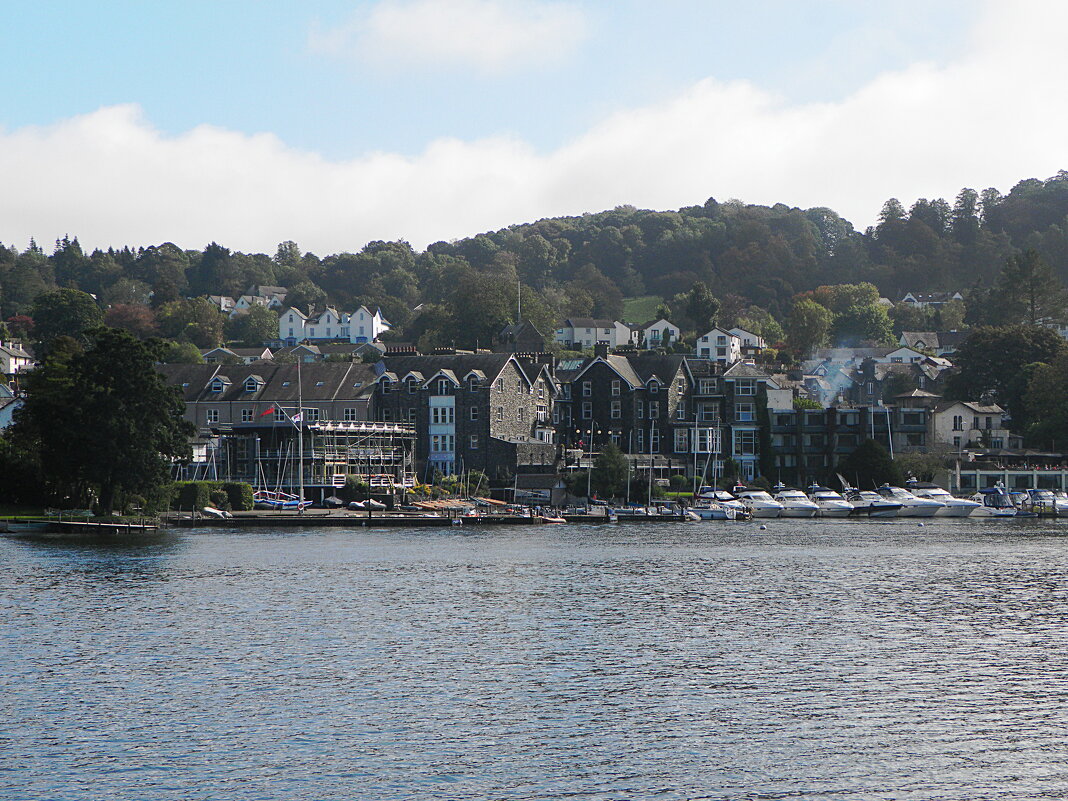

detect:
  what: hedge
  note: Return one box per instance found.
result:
[171,481,255,511]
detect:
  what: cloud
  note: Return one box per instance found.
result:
[2,1,1067,256]
[309,0,587,74]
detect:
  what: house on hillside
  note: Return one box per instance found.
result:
[0,341,33,378]
[497,320,546,353]
[553,319,631,350]
[729,327,766,356]
[279,306,391,346]
[930,400,1020,451]
[695,328,741,364]
[899,291,964,308]
[631,319,680,349]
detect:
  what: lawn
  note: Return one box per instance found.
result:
[622,295,663,323]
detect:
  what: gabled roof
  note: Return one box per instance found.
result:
[379,353,518,388]
[157,363,379,404]
[724,362,771,379]
[562,318,620,330]
[281,307,308,319]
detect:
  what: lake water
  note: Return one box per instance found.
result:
[4,518,1068,800]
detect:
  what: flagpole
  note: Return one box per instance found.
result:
[297,358,304,511]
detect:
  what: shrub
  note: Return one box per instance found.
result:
[223,482,254,511]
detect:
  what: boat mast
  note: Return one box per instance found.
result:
[298,358,304,508]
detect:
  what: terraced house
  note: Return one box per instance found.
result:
[371,353,557,481]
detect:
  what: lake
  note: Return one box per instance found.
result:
[4,518,1068,800]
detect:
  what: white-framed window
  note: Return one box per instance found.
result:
[735,402,755,422]
[636,429,644,452]
[431,406,455,424]
[649,402,659,419]
[343,408,359,422]
[611,400,621,419]
[407,379,418,394]
[734,430,756,456]
[437,378,450,395]
[699,378,717,394]
[637,402,644,419]
[735,380,756,395]
[582,381,591,397]
[581,401,592,419]
[303,407,320,422]
[611,380,620,396]
[496,406,503,422]
[408,407,417,423]
[650,428,660,451]
[649,383,659,394]
[274,408,286,422]
[206,409,219,424]
[470,406,479,421]
[381,379,392,394]
[469,434,479,450]
[209,378,225,393]
[561,384,571,399]
[517,407,525,422]
[244,378,259,393]
[676,402,686,420]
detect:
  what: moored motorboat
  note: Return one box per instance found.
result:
[876,484,944,517]
[904,479,979,517]
[805,485,854,517]
[969,485,1021,517]
[771,483,818,518]
[1018,488,1060,517]
[844,487,901,517]
[732,486,784,518]
[696,486,748,516]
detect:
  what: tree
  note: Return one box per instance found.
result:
[946,325,1067,429]
[836,439,903,489]
[682,281,720,334]
[590,442,629,498]
[225,305,278,346]
[104,304,159,339]
[160,341,205,364]
[156,298,225,348]
[12,329,193,513]
[786,298,833,355]
[832,302,894,346]
[30,288,104,351]
[996,248,1068,325]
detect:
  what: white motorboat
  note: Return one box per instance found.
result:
[969,486,1020,517]
[844,487,901,517]
[732,487,784,518]
[1018,489,1061,517]
[696,486,748,515]
[690,500,747,521]
[903,481,979,517]
[805,485,854,517]
[1053,490,1068,516]
[875,485,944,517]
[771,483,819,518]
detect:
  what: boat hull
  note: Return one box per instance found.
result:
[935,503,978,517]
[895,504,942,518]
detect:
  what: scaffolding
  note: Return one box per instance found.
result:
[307,421,416,492]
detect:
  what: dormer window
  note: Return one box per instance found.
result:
[244,377,260,393]
[407,378,418,394]
[436,378,449,395]
[209,378,225,393]
[381,378,392,394]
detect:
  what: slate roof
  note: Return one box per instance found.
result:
[378,353,519,386]
[562,318,619,330]
[157,363,379,404]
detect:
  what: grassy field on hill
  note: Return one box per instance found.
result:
[622,295,662,323]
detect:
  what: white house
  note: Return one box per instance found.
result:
[0,383,21,429]
[900,291,964,308]
[553,318,632,350]
[695,328,741,364]
[0,341,33,377]
[632,319,680,348]
[930,401,1019,451]
[729,327,766,354]
[279,306,391,346]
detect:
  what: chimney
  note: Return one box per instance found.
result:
[594,342,610,358]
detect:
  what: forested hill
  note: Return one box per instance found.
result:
[2,171,1068,350]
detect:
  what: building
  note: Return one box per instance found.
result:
[695,328,741,364]
[899,291,965,308]
[371,353,556,480]
[930,401,1019,452]
[631,319,680,349]
[0,341,33,378]
[729,327,766,356]
[279,306,391,346]
[201,346,274,364]
[497,320,546,353]
[553,318,632,350]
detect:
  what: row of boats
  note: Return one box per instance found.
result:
[690,480,1068,520]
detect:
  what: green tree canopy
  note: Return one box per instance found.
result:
[995,248,1068,325]
[30,288,104,351]
[786,298,833,355]
[12,329,193,513]
[156,298,225,348]
[836,439,904,489]
[225,305,278,346]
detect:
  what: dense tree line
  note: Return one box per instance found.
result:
[3,172,1068,354]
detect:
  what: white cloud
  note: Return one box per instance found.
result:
[309,0,587,73]
[2,1,1068,255]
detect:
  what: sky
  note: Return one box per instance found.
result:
[0,0,1065,256]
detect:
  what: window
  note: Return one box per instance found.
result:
[649,382,659,394]
[241,408,253,423]
[343,408,359,422]
[611,400,621,419]
[649,402,660,419]
[699,403,719,422]
[382,408,392,421]
[699,378,717,394]
[985,416,993,430]
[408,407,417,423]
[244,378,260,393]
[952,415,963,431]
[274,408,286,422]
[381,379,392,394]
[953,435,961,448]
[717,336,726,345]
[431,406,455,424]
[736,402,754,422]
[611,380,620,396]
[407,379,418,394]
[304,408,320,422]
[209,378,225,393]
[582,381,591,397]
[650,428,660,451]
[517,407,525,422]
[496,406,504,422]
[676,402,686,420]
[973,416,980,431]
[581,401,592,420]
[735,380,755,396]
[206,409,219,424]
[674,429,688,452]
[467,433,480,450]
[470,406,479,421]
[637,401,644,419]
[991,437,1004,448]
[561,384,571,400]
[734,430,756,456]
[636,430,644,452]
[437,378,450,395]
